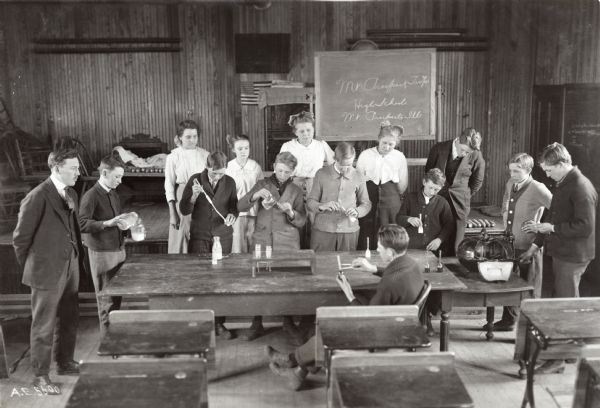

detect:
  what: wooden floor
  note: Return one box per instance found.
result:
[0,311,578,408]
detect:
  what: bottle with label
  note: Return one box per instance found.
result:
[212,236,223,264]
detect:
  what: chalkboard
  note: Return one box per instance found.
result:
[563,84,600,190]
[315,49,436,141]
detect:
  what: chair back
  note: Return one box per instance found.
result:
[413,280,432,319]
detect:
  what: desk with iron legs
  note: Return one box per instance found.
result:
[518,298,600,408]
[102,250,466,351]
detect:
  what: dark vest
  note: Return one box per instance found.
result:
[63,204,79,257]
[445,148,463,186]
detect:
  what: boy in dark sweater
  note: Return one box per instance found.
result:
[265,225,425,390]
[396,168,454,255]
[180,151,238,339]
[79,156,128,334]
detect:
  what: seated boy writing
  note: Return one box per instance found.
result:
[265,224,425,390]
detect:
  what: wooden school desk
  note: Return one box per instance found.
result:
[66,359,208,408]
[316,305,431,370]
[101,250,466,351]
[517,298,600,408]
[98,310,214,362]
[573,345,600,408]
[328,351,473,408]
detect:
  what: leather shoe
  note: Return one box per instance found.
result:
[534,360,565,375]
[215,323,234,340]
[56,360,80,375]
[241,318,265,341]
[282,319,306,346]
[269,362,307,391]
[32,375,61,395]
[482,320,515,332]
[265,346,296,368]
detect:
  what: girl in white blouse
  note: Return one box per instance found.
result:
[164,120,209,254]
[356,122,408,249]
[279,111,334,200]
[226,134,263,254]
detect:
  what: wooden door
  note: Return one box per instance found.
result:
[530,85,565,189]
[264,103,309,172]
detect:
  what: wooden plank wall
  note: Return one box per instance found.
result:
[0,0,598,205]
[0,3,239,164]
[534,0,600,84]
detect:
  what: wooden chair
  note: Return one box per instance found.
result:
[328,351,473,408]
[316,304,430,379]
[414,280,432,319]
[572,345,600,408]
[99,309,215,366]
[2,133,51,181]
[66,359,208,408]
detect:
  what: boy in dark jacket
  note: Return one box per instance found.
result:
[180,151,238,338]
[79,156,128,334]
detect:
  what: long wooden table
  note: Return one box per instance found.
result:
[102,250,466,351]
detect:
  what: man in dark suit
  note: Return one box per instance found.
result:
[79,156,127,335]
[425,127,485,254]
[13,149,84,395]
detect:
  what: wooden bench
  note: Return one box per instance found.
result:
[66,359,207,408]
[316,304,430,384]
[328,351,473,408]
[99,310,215,366]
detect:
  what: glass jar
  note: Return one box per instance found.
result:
[131,221,146,242]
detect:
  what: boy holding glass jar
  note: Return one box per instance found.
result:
[79,155,129,335]
[307,142,371,252]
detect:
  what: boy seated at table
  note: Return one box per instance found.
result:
[265,224,425,390]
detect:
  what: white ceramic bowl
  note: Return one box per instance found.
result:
[477,261,513,282]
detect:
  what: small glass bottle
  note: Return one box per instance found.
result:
[212,236,222,265]
[255,243,261,258]
[418,213,424,234]
[436,250,443,272]
[424,262,430,273]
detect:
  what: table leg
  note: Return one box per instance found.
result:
[486,306,495,340]
[439,291,454,352]
[440,310,450,352]
[520,325,541,408]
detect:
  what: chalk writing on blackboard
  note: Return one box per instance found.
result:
[315,49,436,141]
